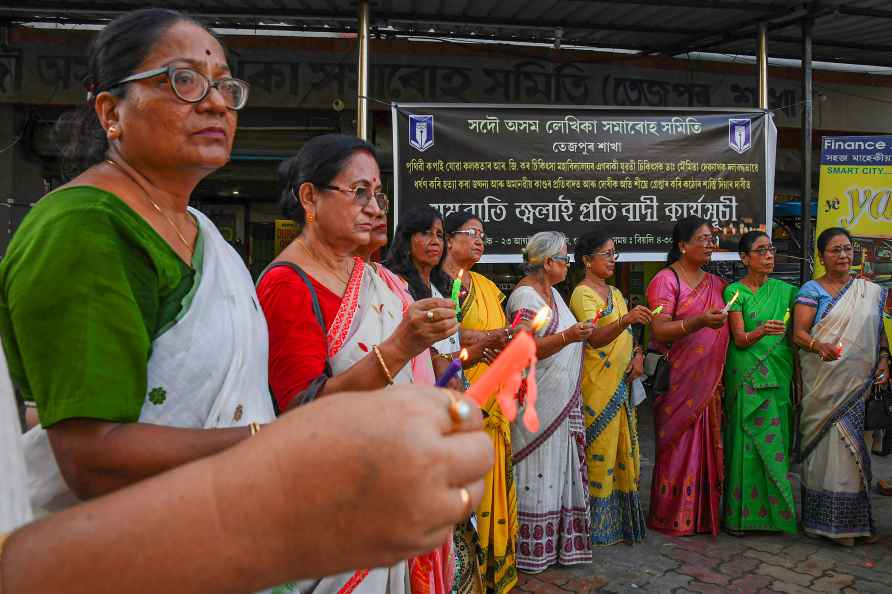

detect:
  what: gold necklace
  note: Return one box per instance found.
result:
[104,159,194,255]
[297,238,350,285]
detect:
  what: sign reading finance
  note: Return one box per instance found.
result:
[393,104,776,262]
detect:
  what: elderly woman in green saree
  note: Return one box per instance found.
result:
[722,231,797,535]
[792,227,890,546]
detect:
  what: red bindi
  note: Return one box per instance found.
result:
[205,49,212,56]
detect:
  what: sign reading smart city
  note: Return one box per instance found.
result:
[815,135,892,342]
[393,104,776,262]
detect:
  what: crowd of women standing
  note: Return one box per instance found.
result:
[1,7,892,594]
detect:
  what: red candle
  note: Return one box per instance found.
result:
[466,330,538,428]
[510,311,523,329]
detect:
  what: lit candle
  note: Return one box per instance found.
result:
[451,270,464,317]
[835,342,844,358]
[530,306,552,332]
[651,305,664,316]
[722,290,739,314]
[782,309,790,324]
[590,308,605,324]
[466,306,549,432]
[435,349,468,387]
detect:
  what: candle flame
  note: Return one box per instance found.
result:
[531,306,551,332]
[459,348,469,361]
[458,269,464,279]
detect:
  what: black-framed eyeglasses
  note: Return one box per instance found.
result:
[108,66,250,111]
[452,229,487,241]
[550,255,571,264]
[749,246,777,256]
[321,185,389,213]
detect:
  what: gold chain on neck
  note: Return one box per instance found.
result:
[104,159,194,256]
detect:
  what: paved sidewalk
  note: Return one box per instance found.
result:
[514,402,892,594]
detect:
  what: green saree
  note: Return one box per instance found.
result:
[723,279,797,534]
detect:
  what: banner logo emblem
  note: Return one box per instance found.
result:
[409,115,435,152]
[728,118,752,154]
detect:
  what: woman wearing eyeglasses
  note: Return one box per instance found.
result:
[0,9,277,511]
[257,136,464,594]
[506,232,594,573]
[646,216,729,537]
[569,232,652,547]
[792,227,890,546]
[441,212,516,594]
[722,231,797,536]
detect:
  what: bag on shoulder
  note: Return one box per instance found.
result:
[646,268,681,398]
[258,261,333,414]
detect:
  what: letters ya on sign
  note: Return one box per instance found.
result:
[839,187,892,227]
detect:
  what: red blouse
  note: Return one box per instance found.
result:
[257,266,342,412]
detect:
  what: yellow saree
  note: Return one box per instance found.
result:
[462,271,517,594]
[569,284,646,546]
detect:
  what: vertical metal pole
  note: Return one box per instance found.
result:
[800,18,813,285]
[757,24,768,109]
[356,0,370,140]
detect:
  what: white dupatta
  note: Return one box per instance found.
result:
[1,345,32,532]
[22,208,276,512]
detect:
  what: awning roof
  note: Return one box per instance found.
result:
[2,1,892,67]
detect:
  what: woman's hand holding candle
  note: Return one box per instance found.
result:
[435,349,468,387]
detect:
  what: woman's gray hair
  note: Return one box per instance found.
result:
[522,231,568,274]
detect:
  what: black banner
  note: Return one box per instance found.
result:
[393,104,774,261]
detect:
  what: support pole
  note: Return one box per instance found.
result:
[757,24,768,109]
[356,0,370,140]
[800,18,813,285]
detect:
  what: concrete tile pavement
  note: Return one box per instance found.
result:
[513,400,892,594]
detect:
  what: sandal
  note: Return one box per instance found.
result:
[877,480,892,496]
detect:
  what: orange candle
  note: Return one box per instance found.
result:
[466,329,538,428]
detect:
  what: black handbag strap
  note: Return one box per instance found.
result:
[257,261,334,413]
[668,266,681,320]
[260,261,328,334]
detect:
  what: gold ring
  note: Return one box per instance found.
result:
[459,487,471,516]
[448,394,472,424]
[426,311,435,321]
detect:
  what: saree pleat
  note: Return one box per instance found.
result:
[569,284,646,546]
[722,279,797,534]
[646,269,728,537]
[461,272,518,594]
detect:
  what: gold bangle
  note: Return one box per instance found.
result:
[373,345,395,385]
[560,331,567,344]
[681,319,688,335]
[249,422,261,436]
[808,338,816,352]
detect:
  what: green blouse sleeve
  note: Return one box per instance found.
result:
[0,189,189,427]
